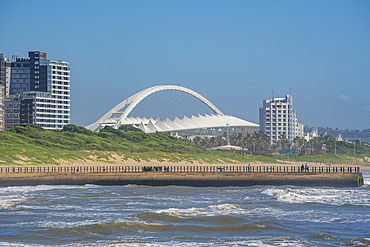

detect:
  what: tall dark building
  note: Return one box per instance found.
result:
[1,51,70,130]
[29,51,47,92]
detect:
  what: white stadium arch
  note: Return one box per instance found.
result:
[86,85,259,137]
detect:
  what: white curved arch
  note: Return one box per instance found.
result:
[86,85,224,131]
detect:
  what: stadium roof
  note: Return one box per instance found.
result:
[86,85,259,136]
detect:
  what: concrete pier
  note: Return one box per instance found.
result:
[0,167,364,187]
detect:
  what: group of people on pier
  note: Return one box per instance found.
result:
[301,163,309,172]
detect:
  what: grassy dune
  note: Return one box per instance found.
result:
[1,124,367,167]
[0,124,278,166]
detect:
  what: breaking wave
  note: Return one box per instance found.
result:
[0,185,97,209]
[156,203,245,217]
[262,187,370,206]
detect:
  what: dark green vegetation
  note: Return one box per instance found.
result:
[274,136,370,164]
[193,131,370,164]
[0,124,277,166]
[1,124,368,166]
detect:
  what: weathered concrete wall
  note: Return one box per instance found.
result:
[0,172,363,187]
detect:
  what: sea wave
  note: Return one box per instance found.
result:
[261,187,370,206]
[0,184,96,209]
[156,203,245,217]
[45,220,277,236]
[0,184,93,194]
[0,238,308,247]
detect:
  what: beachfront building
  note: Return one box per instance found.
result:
[304,127,319,142]
[0,51,70,130]
[4,95,21,130]
[10,57,31,95]
[0,84,4,131]
[0,54,12,96]
[20,91,70,130]
[259,94,303,144]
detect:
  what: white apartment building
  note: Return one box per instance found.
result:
[32,59,70,130]
[259,95,303,144]
[21,91,70,130]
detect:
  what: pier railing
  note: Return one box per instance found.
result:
[0,165,361,174]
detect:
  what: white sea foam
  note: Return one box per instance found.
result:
[155,202,368,225]
[0,185,95,209]
[0,184,92,194]
[262,187,370,206]
[157,200,369,223]
[156,203,246,217]
[39,237,306,247]
[0,243,43,247]
[361,171,370,186]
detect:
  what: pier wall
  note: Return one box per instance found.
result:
[0,165,364,187]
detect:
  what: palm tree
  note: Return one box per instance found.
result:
[277,133,289,154]
[193,136,201,146]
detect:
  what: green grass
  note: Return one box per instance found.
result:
[0,124,278,166]
[1,124,366,166]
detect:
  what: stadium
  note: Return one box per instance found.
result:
[86,85,259,138]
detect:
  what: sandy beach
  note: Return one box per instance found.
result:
[1,157,369,171]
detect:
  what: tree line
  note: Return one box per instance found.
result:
[184,132,370,155]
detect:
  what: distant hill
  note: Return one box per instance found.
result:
[306,127,370,142]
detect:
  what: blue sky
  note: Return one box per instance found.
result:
[1,0,369,130]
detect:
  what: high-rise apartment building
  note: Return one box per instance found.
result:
[0,51,70,130]
[4,95,20,130]
[259,95,303,144]
[0,84,4,131]
[0,54,12,95]
[10,58,30,95]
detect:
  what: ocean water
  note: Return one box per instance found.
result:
[0,172,369,247]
